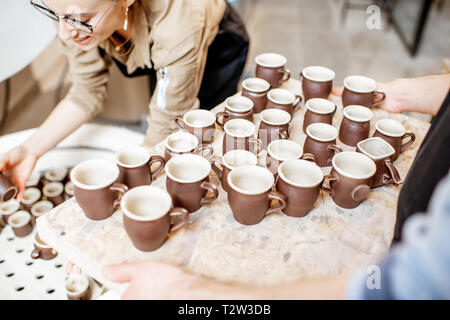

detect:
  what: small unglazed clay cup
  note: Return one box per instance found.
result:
[21,187,41,212]
[42,182,65,207]
[227,165,287,225]
[0,198,20,225]
[241,77,271,113]
[121,186,189,252]
[339,105,373,147]
[211,150,258,192]
[8,210,33,237]
[31,232,58,260]
[43,168,68,185]
[255,53,290,88]
[65,274,91,300]
[31,200,54,224]
[276,159,324,217]
[0,172,17,202]
[303,98,336,133]
[322,151,376,209]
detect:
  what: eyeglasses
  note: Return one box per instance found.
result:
[30,0,115,34]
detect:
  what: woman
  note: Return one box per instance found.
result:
[0,0,248,200]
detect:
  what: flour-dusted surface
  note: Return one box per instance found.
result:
[34,79,430,295]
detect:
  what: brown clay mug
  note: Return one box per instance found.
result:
[26,172,42,189]
[303,98,336,133]
[304,123,342,167]
[373,119,416,161]
[42,182,65,207]
[71,159,128,221]
[254,53,290,88]
[175,109,216,144]
[21,187,41,212]
[121,186,189,252]
[266,88,302,116]
[266,139,314,175]
[342,75,386,108]
[300,66,335,102]
[0,172,17,202]
[164,131,213,161]
[0,198,20,225]
[30,200,54,225]
[339,105,373,147]
[258,108,291,150]
[227,165,287,225]
[216,96,254,127]
[8,210,33,237]
[31,232,58,260]
[276,159,324,217]
[43,168,68,185]
[211,150,258,192]
[357,137,403,188]
[322,151,376,209]
[65,274,91,300]
[222,119,262,155]
[241,77,271,113]
[165,154,219,213]
[116,146,165,189]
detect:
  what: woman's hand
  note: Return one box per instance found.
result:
[0,145,39,201]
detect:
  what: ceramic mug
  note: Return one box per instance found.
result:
[266,88,302,116]
[121,186,189,252]
[276,159,324,218]
[342,75,386,108]
[304,123,342,167]
[64,181,75,200]
[227,165,287,225]
[26,172,42,189]
[42,182,65,207]
[0,198,20,225]
[216,96,254,127]
[0,172,17,203]
[8,210,33,237]
[357,137,403,188]
[222,119,262,155]
[339,105,373,147]
[373,119,416,161]
[30,200,54,225]
[164,131,213,161]
[71,159,128,221]
[65,274,91,300]
[116,146,165,189]
[254,53,290,88]
[43,168,68,185]
[258,108,291,150]
[241,77,271,113]
[322,151,376,209]
[21,187,41,212]
[266,139,315,175]
[31,232,58,260]
[302,98,336,133]
[175,109,216,144]
[211,150,258,192]
[300,66,335,102]
[165,154,219,213]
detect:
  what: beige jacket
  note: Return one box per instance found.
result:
[59,0,226,147]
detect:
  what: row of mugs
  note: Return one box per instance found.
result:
[0,197,54,230]
[253,52,386,109]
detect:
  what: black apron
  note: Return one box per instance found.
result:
[106,2,249,110]
[392,90,450,245]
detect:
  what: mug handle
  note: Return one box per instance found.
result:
[215,112,230,128]
[174,116,185,130]
[148,155,166,180]
[279,129,289,140]
[31,248,41,260]
[249,137,263,154]
[210,156,224,180]
[371,90,386,107]
[326,144,342,166]
[351,184,371,202]
[266,191,287,215]
[301,152,316,163]
[168,207,189,232]
[111,182,128,209]
[199,182,219,205]
[383,158,403,186]
[293,95,303,110]
[400,132,416,153]
[322,173,338,196]
[196,144,214,161]
[278,68,291,85]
